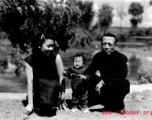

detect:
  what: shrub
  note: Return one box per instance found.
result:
[117,33,129,42]
[128,53,141,81]
[0,0,81,51]
[138,63,152,84]
[0,0,82,76]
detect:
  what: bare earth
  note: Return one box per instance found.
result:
[1,85,152,120]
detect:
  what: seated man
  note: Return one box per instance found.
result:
[85,33,130,113]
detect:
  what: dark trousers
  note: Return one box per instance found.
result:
[88,75,130,111]
[71,82,88,108]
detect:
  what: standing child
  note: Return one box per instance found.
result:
[64,54,89,113]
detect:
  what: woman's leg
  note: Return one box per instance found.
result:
[37,79,60,116]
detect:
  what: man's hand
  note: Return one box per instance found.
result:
[80,74,87,80]
[95,80,105,95]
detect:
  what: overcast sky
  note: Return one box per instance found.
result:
[85,0,152,28]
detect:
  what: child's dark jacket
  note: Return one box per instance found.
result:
[65,66,87,91]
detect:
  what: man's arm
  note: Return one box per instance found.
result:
[84,54,99,79]
[84,53,104,94]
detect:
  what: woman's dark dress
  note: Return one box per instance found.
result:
[25,51,60,111]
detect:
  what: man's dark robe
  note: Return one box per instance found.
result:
[85,50,130,111]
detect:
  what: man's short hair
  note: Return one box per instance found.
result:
[100,33,118,44]
[73,54,86,64]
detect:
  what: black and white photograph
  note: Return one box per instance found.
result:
[0,0,152,119]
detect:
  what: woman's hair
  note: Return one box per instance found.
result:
[32,33,59,54]
[73,54,86,64]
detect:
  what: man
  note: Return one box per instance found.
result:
[85,33,130,113]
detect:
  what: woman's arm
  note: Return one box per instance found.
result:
[24,62,33,112]
[56,54,65,100]
[56,54,64,85]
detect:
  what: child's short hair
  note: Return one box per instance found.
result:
[73,54,86,64]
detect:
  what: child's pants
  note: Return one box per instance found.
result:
[71,82,88,109]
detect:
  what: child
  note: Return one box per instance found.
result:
[64,54,89,113]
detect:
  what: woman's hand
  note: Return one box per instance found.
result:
[24,104,33,116]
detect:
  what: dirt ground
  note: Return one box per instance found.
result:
[1,86,152,120]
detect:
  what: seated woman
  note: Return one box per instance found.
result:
[24,34,64,116]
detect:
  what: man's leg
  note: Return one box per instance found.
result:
[99,80,130,112]
[88,75,101,107]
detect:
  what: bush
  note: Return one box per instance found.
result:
[129,29,146,37]
[128,53,141,80]
[117,33,129,42]
[138,63,152,84]
[0,0,83,76]
[0,0,81,51]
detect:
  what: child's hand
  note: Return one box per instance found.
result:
[80,74,87,80]
[63,71,67,76]
[61,92,65,100]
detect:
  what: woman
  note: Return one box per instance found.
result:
[24,34,64,116]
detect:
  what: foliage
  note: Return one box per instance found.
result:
[74,28,93,48]
[128,53,141,80]
[117,5,126,34]
[0,0,83,76]
[145,27,152,36]
[129,28,146,36]
[130,17,142,28]
[97,3,113,34]
[0,0,81,52]
[128,2,144,28]
[76,0,94,29]
[150,0,152,6]
[0,32,7,40]
[138,63,152,84]
[128,53,152,84]
[66,0,94,47]
[117,33,128,42]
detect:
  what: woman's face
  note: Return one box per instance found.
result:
[40,39,54,56]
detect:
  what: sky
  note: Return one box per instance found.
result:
[87,0,152,28]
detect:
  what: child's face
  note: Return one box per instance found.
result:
[73,57,84,69]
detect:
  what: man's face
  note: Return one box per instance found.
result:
[101,36,116,55]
